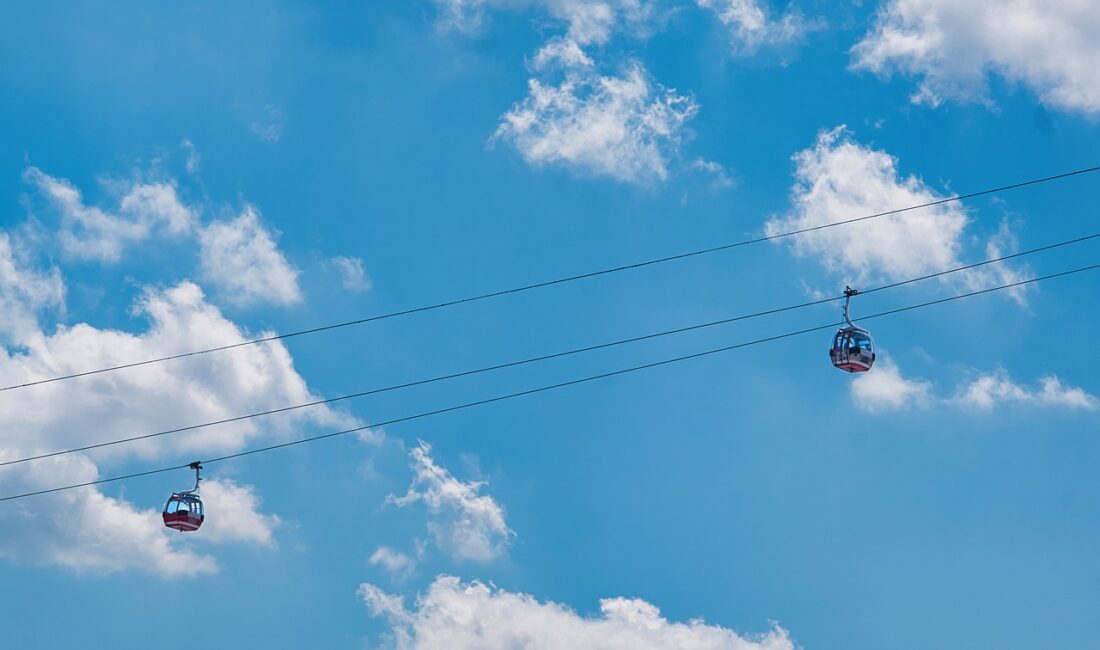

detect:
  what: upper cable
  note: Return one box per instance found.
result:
[1,231,1096,468]
[1,165,1096,393]
[2,260,1096,503]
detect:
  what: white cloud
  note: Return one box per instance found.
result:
[532,36,595,69]
[197,478,281,547]
[0,456,217,578]
[199,206,302,307]
[851,0,1100,114]
[1,162,363,577]
[120,184,196,235]
[765,126,967,283]
[181,139,201,174]
[249,105,286,143]
[0,281,357,577]
[846,357,1097,414]
[370,546,416,580]
[978,219,1030,306]
[24,167,197,263]
[495,39,698,184]
[431,0,492,35]
[0,233,64,342]
[557,1,617,45]
[331,255,372,293]
[850,355,932,412]
[0,281,352,459]
[0,466,275,577]
[360,575,794,650]
[25,167,310,308]
[692,158,735,189]
[432,4,699,184]
[697,0,810,53]
[388,442,512,562]
[950,371,1099,411]
[765,126,1026,300]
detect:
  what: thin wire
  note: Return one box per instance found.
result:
[3,230,1097,469]
[3,165,1097,393]
[3,261,1096,503]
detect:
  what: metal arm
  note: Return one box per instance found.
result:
[842,286,859,328]
[183,461,202,494]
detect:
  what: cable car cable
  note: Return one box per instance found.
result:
[2,165,1097,394]
[2,230,1097,469]
[2,261,1096,503]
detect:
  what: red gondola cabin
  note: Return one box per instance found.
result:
[163,462,205,532]
[163,493,204,532]
[829,286,876,373]
[830,326,875,373]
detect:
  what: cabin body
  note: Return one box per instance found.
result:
[830,326,875,373]
[163,492,204,532]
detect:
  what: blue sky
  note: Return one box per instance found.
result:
[0,1,1098,648]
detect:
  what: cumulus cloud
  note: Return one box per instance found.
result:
[851,0,1100,114]
[850,356,932,412]
[0,470,278,579]
[950,371,1099,411]
[25,168,307,308]
[0,281,352,459]
[370,546,416,580]
[495,39,697,184]
[0,456,217,578]
[697,0,810,53]
[360,575,794,650]
[433,4,699,184]
[0,281,356,577]
[24,167,197,263]
[0,233,64,342]
[765,126,1026,300]
[197,478,281,547]
[199,206,302,307]
[847,358,1096,414]
[388,442,512,562]
[765,126,966,282]
[2,162,361,577]
[331,256,372,293]
[556,1,618,45]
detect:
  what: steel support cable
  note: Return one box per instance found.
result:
[2,231,1097,469]
[2,261,1097,503]
[2,166,1097,393]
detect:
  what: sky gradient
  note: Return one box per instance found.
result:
[1,2,1098,649]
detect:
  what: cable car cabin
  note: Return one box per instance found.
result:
[163,461,205,532]
[163,493,204,532]
[830,326,875,373]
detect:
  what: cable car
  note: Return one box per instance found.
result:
[829,286,875,373]
[163,462,204,532]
